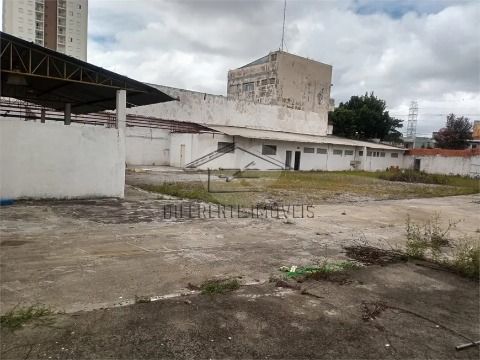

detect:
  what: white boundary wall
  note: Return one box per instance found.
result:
[403,155,480,177]
[125,127,170,166]
[0,119,125,199]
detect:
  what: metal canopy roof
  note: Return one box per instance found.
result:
[0,31,175,114]
[209,125,404,151]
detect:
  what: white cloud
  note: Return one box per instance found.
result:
[4,0,479,135]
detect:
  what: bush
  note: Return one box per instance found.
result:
[380,170,449,185]
[405,214,456,259]
[452,241,480,279]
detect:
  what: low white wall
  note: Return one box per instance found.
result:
[0,119,125,199]
[403,155,480,177]
[126,127,170,166]
[129,85,328,136]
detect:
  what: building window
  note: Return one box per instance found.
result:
[359,151,364,156]
[261,79,268,86]
[317,148,327,154]
[217,142,234,153]
[333,149,343,156]
[304,147,314,154]
[344,150,354,156]
[367,151,372,157]
[380,152,386,157]
[262,144,277,155]
[391,153,399,158]
[269,78,276,84]
[270,53,277,61]
[243,82,254,92]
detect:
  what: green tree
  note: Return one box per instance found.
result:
[328,93,403,141]
[433,114,472,149]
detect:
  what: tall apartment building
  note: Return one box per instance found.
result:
[2,0,88,61]
[228,51,332,114]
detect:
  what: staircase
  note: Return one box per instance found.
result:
[185,143,286,170]
[185,143,235,168]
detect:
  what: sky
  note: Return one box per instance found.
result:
[2,0,480,135]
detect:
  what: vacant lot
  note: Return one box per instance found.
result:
[129,169,480,206]
[1,174,479,359]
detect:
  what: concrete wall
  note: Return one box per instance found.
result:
[227,51,332,114]
[403,155,480,177]
[0,119,125,199]
[126,127,170,166]
[129,85,328,136]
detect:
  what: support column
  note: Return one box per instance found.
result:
[116,89,126,129]
[64,103,71,125]
[40,108,46,123]
[362,146,367,171]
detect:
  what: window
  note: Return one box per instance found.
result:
[317,148,327,154]
[367,151,372,157]
[391,153,399,158]
[304,147,314,154]
[261,79,268,86]
[269,78,276,84]
[217,142,234,153]
[243,82,254,92]
[262,144,277,155]
[270,53,277,61]
[344,150,354,156]
[380,152,386,157]
[333,149,343,156]
[359,151,364,156]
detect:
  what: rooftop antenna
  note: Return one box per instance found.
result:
[281,0,287,51]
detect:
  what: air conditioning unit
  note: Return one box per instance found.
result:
[350,160,361,168]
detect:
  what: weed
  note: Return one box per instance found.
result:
[450,241,480,279]
[405,214,456,259]
[200,279,240,295]
[0,305,54,330]
[285,260,360,281]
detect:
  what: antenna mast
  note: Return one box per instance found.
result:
[281,0,286,51]
[406,100,419,147]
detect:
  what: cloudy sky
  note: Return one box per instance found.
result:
[3,0,480,135]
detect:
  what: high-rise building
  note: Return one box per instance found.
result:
[2,0,88,61]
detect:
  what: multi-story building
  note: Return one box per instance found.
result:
[227,51,332,114]
[2,0,88,60]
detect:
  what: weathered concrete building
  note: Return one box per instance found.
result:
[227,51,332,114]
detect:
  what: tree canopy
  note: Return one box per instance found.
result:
[433,114,472,149]
[329,93,403,142]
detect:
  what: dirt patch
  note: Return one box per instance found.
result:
[0,240,29,247]
[344,245,408,265]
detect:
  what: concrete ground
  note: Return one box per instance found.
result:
[1,184,479,358]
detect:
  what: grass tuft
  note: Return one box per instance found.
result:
[0,305,55,330]
[200,279,240,295]
[451,241,480,279]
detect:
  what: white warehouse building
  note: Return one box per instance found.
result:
[126,52,405,172]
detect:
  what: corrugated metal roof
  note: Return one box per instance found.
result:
[209,125,404,151]
[1,32,175,114]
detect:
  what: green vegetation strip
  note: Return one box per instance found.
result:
[0,305,54,330]
[200,279,240,295]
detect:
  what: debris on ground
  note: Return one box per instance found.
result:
[361,301,387,321]
[344,245,408,266]
[274,279,301,290]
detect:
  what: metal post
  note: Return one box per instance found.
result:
[64,103,71,125]
[40,108,46,123]
[207,168,211,192]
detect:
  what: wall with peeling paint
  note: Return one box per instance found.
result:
[129,85,328,136]
[227,51,332,114]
